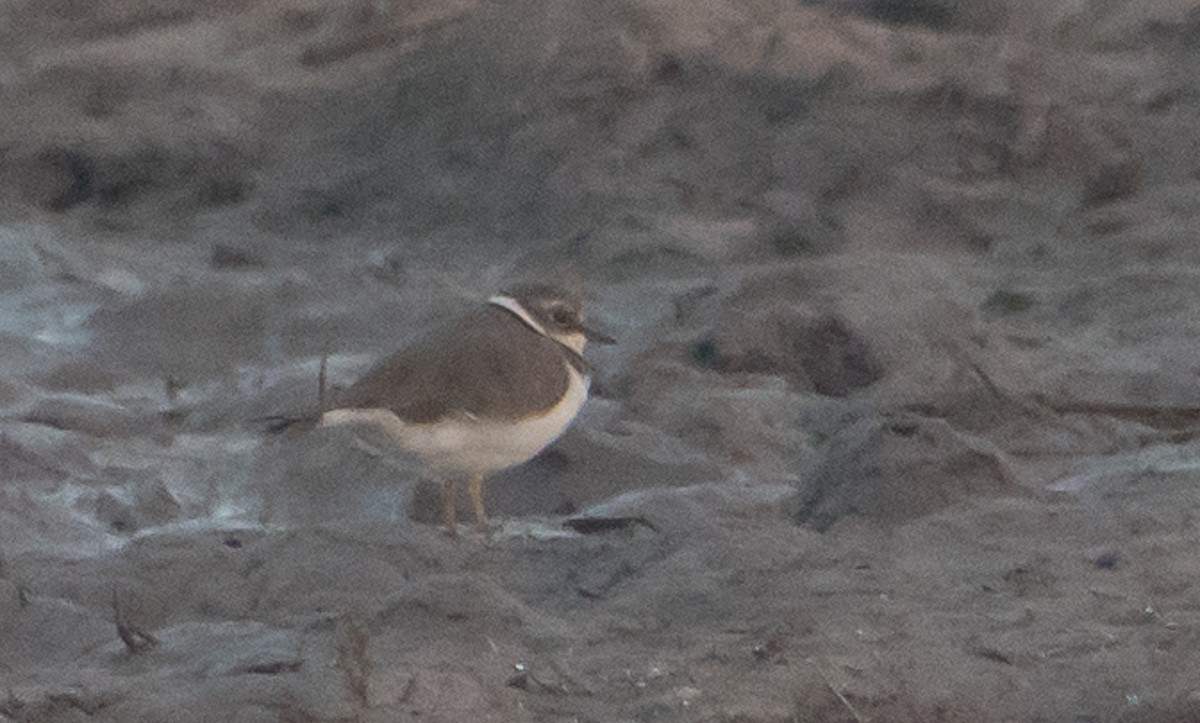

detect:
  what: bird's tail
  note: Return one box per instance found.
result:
[259,413,321,434]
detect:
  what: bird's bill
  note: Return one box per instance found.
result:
[582,324,616,345]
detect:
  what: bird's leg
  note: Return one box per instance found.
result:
[440,477,459,538]
[468,473,489,532]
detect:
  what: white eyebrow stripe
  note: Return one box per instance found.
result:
[488,295,548,337]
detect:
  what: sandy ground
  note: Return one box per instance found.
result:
[3,0,1200,721]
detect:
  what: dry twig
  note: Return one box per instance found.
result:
[805,657,867,723]
[112,591,158,654]
[335,612,372,707]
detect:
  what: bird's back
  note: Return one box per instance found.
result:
[334,306,573,424]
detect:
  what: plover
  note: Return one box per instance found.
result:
[272,282,613,534]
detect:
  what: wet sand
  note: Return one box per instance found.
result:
[2,1,1200,721]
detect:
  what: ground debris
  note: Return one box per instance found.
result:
[113,591,158,654]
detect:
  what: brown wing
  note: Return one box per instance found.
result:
[334,306,572,423]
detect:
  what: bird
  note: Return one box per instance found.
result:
[269,282,613,535]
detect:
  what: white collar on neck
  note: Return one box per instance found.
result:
[488,295,547,337]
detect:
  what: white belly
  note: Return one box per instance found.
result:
[321,366,590,476]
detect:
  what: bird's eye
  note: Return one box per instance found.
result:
[551,306,575,326]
